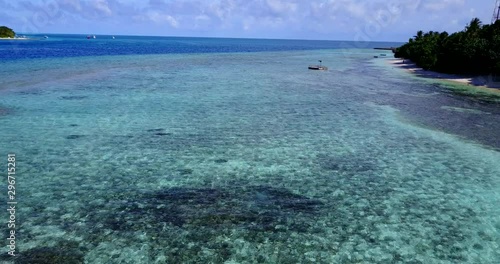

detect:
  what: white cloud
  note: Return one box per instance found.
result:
[165,15,179,28]
[207,0,235,21]
[92,0,112,16]
[344,1,368,18]
[140,11,179,27]
[266,0,298,14]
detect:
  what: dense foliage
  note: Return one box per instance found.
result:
[0,26,15,38]
[395,18,500,75]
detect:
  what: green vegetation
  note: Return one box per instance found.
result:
[0,26,15,38]
[395,18,500,75]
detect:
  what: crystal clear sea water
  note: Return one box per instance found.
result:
[0,35,499,263]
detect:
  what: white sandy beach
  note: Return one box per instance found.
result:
[0,37,30,40]
[386,58,500,93]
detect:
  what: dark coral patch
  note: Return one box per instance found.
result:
[318,155,377,173]
[155,132,172,136]
[66,135,85,139]
[98,185,323,233]
[146,128,172,136]
[178,168,193,175]
[15,241,84,264]
[0,107,12,116]
[147,128,165,132]
[60,96,88,100]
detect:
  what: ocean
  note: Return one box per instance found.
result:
[0,35,499,263]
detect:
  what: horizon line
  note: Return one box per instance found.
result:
[14,32,406,43]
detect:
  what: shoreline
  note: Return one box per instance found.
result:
[0,37,30,40]
[386,58,500,95]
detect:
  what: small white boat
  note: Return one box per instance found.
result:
[308,60,328,70]
[308,65,328,70]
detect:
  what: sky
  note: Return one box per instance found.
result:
[0,0,495,41]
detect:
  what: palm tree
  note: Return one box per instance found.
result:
[465,18,482,36]
[414,30,424,41]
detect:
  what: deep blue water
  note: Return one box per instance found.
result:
[0,34,401,60]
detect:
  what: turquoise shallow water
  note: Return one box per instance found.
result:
[0,45,500,263]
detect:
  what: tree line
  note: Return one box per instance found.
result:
[395,18,500,75]
[0,26,15,38]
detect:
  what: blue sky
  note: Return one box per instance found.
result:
[0,0,494,41]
